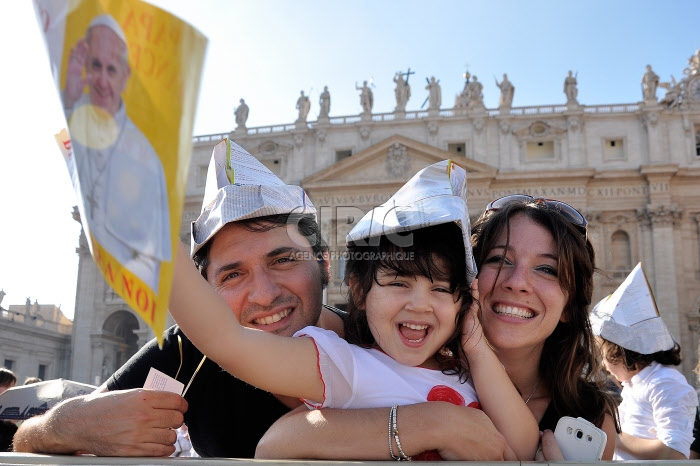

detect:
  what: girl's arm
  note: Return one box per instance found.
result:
[600,413,618,460]
[461,280,539,460]
[256,402,517,460]
[169,242,324,401]
[616,433,686,460]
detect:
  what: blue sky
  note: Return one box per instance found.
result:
[1,0,698,319]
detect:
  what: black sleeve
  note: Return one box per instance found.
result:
[105,325,184,391]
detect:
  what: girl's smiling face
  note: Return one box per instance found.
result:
[478,213,569,354]
[358,258,461,369]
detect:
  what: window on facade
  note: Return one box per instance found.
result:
[261,159,282,176]
[38,364,47,380]
[695,126,700,157]
[447,143,466,157]
[525,141,555,161]
[604,139,625,160]
[3,360,12,370]
[335,149,352,162]
[611,230,632,279]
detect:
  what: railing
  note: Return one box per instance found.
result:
[191,102,643,144]
[0,453,691,465]
[0,309,72,335]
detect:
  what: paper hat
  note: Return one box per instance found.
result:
[346,160,477,284]
[190,138,315,256]
[87,14,128,47]
[590,262,674,354]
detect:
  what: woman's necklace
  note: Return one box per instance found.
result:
[524,380,541,405]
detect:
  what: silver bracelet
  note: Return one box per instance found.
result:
[390,405,412,461]
[388,405,401,460]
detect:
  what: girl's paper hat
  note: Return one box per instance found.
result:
[346,160,477,284]
[590,262,674,354]
[191,138,315,256]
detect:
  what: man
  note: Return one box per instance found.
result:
[14,141,514,459]
[64,14,170,291]
[296,90,311,122]
[234,98,249,129]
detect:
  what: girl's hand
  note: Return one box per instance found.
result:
[460,279,485,356]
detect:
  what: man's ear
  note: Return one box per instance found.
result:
[347,274,364,310]
[318,251,331,285]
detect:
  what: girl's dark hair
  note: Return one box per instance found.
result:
[343,222,473,381]
[600,339,682,372]
[471,201,620,432]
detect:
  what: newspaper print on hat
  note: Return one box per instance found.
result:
[590,262,674,354]
[191,138,315,257]
[346,159,477,284]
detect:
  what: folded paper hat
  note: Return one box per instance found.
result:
[590,262,674,354]
[346,159,477,284]
[191,138,315,256]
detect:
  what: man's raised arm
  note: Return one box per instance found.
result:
[256,401,516,461]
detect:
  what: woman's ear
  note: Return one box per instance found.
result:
[559,305,569,323]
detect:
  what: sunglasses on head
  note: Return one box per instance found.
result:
[485,194,588,233]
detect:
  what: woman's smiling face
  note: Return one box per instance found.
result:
[478,213,569,353]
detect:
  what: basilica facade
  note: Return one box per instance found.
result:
[71,53,700,386]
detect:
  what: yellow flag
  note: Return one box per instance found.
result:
[34,0,208,346]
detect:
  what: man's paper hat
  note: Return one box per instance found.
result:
[190,138,315,256]
[346,160,477,284]
[590,262,674,354]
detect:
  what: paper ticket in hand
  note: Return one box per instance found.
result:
[143,367,184,395]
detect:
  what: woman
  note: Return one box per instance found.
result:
[471,195,619,460]
[256,194,619,460]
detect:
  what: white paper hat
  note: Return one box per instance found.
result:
[191,138,315,256]
[346,160,477,284]
[590,262,674,354]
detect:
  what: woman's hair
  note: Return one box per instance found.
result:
[344,222,473,380]
[600,338,682,372]
[471,201,620,431]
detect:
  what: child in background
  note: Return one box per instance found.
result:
[168,160,539,460]
[591,262,697,460]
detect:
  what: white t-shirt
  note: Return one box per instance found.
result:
[614,361,698,460]
[293,326,478,410]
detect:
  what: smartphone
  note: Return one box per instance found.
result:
[553,416,607,461]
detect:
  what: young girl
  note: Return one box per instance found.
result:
[169,161,539,460]
[591,263,697,460]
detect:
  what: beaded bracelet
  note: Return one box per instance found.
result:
[389,405,412,461]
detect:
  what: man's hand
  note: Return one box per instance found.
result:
[62,38,88,110]
[13,388,188,456]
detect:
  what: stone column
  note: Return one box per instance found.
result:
[70,212,102,384]
[637,204,683,342]
[496,117,511,168]
[641,109,663,163]
[470,111,487,164]
[565,112,585,167]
